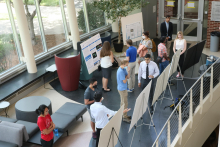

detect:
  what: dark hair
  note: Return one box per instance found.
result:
[145,54,151,59]
[166,15,171,18]
[160,36,167,43]
[143,31,150,37]
[100,41,111,58]
[89,78,97,84]
[126,39,132,46]
[35,105,49,115]
[93,91,102,102]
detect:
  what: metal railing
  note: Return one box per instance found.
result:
[152,58,220,147]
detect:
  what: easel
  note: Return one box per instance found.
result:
[107,127,123,147]
[130,93,157,147]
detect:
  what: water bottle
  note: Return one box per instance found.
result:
[54,128,59,137]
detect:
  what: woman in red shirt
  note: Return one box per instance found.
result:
[36,105,55,147]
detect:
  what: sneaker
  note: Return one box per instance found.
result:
[92,132,97,139]
[127,88,134,92]
[131,88,134,91]
[123,117,131,123]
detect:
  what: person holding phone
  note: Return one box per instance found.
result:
[36,105,55,147]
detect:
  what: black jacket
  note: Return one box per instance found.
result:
[160,21,173,41]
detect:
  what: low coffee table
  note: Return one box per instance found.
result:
[15,96,52,123]
[0,101,10,117]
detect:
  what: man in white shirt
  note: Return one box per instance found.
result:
[90,91,130,147]
[138,54,159,113]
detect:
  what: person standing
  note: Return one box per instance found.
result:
[117,59,131,123]
[100,41,114,92]
[90,91,131,147]
[158,36,170,74]
[138,54,159,113]
[160,15,173,57]
[138,31,154,64]
[125,39,137,92]
[84,78,98,139]
[36,105,55,147]
[173,31,187,77]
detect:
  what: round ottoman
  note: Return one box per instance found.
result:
[15,96,52,123]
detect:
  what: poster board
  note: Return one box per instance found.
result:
[129,81,152,132]
[169,49,181,76]
[80,34,102,74]
[211,1,220,21]
[121,13,144,45]
[98,105,124,147]
[152,71,165,105]
[162,64,171,91]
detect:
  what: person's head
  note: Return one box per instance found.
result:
[165,15,170,23]
[176,31,184,39]
[93,91,103,102]
[144,54,151,64]
[126,39,132,47]
[160,36,167,43]
[120,59,129,68]
[89,78,98,88]
[35,105,49,116]
[100,41,111,58]
[142,31,150,39]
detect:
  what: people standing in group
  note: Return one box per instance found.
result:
[125,39,137,92]
[138,54,159,114]
[173,31,187,77]
[158,36,170,74]
[36,105,55,147]
[90,91,131,147]
[84,78,98,139]
[100,41,114,92]
[160,15,173,57]
[138,31,154,64]
[117,59,131,123]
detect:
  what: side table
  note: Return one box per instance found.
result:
[0,101,10,117]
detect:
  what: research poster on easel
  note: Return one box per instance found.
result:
[121,12,144,45]
[80,34,102,74]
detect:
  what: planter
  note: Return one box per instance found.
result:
[113,40,124,52]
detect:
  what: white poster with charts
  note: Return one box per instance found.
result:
[121,13,144,45]
[80,34,102,74]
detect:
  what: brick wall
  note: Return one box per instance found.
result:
[206,0,220,48]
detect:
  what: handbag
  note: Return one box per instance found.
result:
[157,56,163,63]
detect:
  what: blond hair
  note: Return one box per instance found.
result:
[121,59,129,65]
[176,31,184,39]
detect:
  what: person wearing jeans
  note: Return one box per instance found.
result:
[158,36,170,74]
[125,39,137,92]
[117,59,131,123]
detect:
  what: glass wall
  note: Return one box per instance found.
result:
[0,2,20,73]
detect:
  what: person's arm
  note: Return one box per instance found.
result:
[173,40,176,53]
[138,63,142,87]
[126,50,130,61]
[103,105,117,116]
[163,53,170,61]
[84,92,95,105]
[170,22,173,37]
[152,63,160,78]
[181,39,187,54]
[160,23,163,35]
[110,51,114,63]
[123,75,128,83]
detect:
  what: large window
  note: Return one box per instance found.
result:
[0,2,20,73]
[39,0,67,50]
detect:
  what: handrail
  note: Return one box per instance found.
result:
[152,58,220,147]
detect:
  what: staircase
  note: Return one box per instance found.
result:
[152,58,220,147]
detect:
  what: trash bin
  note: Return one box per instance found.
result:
[210,31,220,52]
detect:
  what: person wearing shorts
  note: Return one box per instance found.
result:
[84,78,98,139]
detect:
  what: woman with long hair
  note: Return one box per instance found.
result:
[100,41,114,92]
[138,31,154,64]
[173,31,187,77]
[36,105,55,147]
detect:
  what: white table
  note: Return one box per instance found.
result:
[0,101,10,117]
[44,64,57,89]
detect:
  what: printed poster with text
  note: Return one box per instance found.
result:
[80,34,102,74]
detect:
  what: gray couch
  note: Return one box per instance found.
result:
[0,102,86,146]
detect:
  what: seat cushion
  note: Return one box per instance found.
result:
[51,112,76,132]
[56,102,86,120]
[0,117,17,123]
[15,120,39,138]
[0,141,17,147]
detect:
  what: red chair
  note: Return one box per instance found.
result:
[55,54,81,91]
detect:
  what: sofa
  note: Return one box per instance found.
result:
[0,102,87,146]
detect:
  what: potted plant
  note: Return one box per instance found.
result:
[93,0,149,52]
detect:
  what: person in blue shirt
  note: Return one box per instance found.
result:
[125,39,137,92]
[117,59,131,123]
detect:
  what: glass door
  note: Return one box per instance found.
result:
[158,0,204,41]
